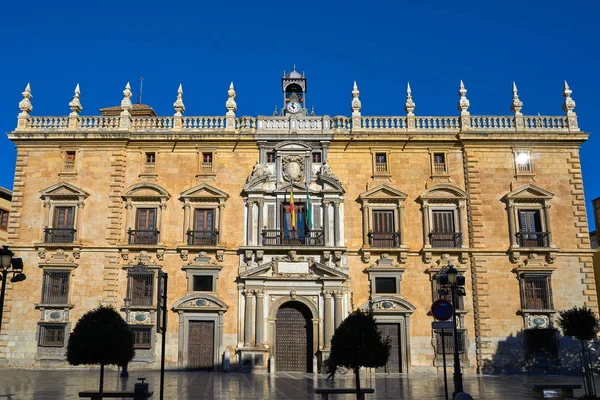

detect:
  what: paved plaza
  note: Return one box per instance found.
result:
[0,369,597,399]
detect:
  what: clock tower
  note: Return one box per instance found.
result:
[282,65,307,116]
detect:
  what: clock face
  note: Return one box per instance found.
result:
[286,101,301,114]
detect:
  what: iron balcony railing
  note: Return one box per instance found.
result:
[368,232,401,248]
[429,232,462,248]
[128,229,160,245]
[516,231,550,248]
[44,227,76,243]
[262,229,325,246]
[187,230,218,246]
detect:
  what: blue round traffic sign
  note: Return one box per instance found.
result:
[431,299,453,321]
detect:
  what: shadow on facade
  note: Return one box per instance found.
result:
[481,330,600,375]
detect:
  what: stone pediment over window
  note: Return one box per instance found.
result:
[172,293,228,312]
[317,173,345,194]
[180,183,229,204]
[359,184,407,203]
[240,259,348,281]
[122,182,170,203]
[273,141,312,152]
[504,184,554,202]
[40,182,89,203]
[418,184,467,202]
[272,182,309,195]
[359,296,416,315]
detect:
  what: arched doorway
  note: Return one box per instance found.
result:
[275,301,313,372]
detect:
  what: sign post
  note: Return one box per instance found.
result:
[431,300,453,400]
[157,270,168,400]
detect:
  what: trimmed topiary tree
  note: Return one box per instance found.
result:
[558,306,600,399]
[329,309,390,399]
[67,305,135,399]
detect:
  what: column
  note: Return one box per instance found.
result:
[246,201,254,246]
[398,203,406,246]
[422,201,430,247]
[218,204,224,245]
[362,203,370,247]
[183,202,191,242]
[334,291,343,329]
[324,291,333,349]
[459,200,469,248]
[333,201,341,247]
[543,201,553,246]
[244,289,254,346]
[323,201,331,247]
[257,200,264,246]
[507,200,517,247]
[255,290,265,346]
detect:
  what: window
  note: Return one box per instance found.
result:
[64,151,76,171]
[144,152,156,174]
[41,271,70,304]
[201,152,213,173]
[370,210,399,247]
[524,329,558,360]
[129,208,158,245]
[375,153,388,173]
[521,275,552,310]
[515,151,533,174]
[312,152,322,164]
[38,324,65,347]
[188,209,217,245]
[128,269,155,306]
[517,210,548,247]
[435,329,465,354]
[433,153,447,174]
[430,210,461,248]
[45,206,76,243]
[0,209,8,230]
[434,274,464,310]
[375,277,397,294]
[266,152,276,163]
[193,275,213,292]
[131,326,152,349]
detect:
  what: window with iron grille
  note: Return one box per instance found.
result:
[38,324,66,347]
[521,275,552,310]
[312,152,322,164]
[433,153,447,174]
[375,153,388,173]
[193,275,213,292]
[266,152,276,163]
[128,270,155,306]
[435,329,466,354]
[524,328,558,359]
[434,276,464,310]
[41,270,70,304]
[64,151,76,171]
[131,326,152,349]
[375,277,397,294]
[0,209,8,230]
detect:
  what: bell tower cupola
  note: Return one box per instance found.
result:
[282,65,307,116]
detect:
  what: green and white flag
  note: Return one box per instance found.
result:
[306,189,313,229]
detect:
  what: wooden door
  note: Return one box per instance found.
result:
[188,321,214,370]
[377,323,401,373]
[275,302,312,372]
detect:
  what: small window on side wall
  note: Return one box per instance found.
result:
[266,152,276,163]
[433,153,447,174]
[38,324,66,347]
[375,277,397,294]
[312,152,322,164]
[515,151,533,175]
[375,153,388,174]
[193,275,213,292]
[0,209,8,230]
[64,151,76,171]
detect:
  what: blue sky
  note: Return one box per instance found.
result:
[1,0,599,228]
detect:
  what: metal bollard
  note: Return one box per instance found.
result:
[134,377,150,400]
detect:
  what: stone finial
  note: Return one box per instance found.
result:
[69,84,82,116]
[121,82,133,114]
[226,81,237,115]
[458,80,470,115]
[173,84,185,116]
[562,80,576,114]
[405,82,415,116]
[273,105,279,116]
[510,81,523,115]
[18,83,33,116]
[351,81,362,116]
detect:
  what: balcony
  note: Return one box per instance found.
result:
[44,227,76,244]
[429,232,462,248]
[187,230,219,246]
[262,229,324,246]
[368,232,400,248]
[128,229,160,245]
[516,232,550,248]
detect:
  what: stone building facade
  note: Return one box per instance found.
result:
[0,71,596,374]
[0,187,11,245]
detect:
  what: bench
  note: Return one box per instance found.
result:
[78,390,154,399]
[315,388,375,400]
[532,384,581,399]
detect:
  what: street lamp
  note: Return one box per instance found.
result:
[437,261,466,399]
[0,245,26,334]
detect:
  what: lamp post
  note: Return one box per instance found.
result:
[121,296,132,378]
[438,261,466,399]
[0,245,26,334]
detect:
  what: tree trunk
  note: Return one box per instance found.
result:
[355,366,361,400]
[99,363,104,400]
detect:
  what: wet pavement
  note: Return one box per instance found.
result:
[0,368,595,399]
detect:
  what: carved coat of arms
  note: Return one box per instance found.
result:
[282,155,305,182]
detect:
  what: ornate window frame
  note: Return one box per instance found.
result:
[512,148,535,178]
[59,147,79,177]
[122,182,170,248]
[371,148,392,178]
[428,148,451,179]
[364,255,406,296]
[181,252,223,293]
[38,182,89,248]
[139,149,159,180]
[196,146,217,178]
